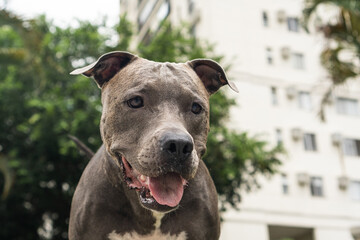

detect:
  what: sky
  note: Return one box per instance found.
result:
[2,0,120,27]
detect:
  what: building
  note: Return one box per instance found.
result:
[120,0,360,239]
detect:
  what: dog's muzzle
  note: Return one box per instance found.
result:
[115,132,197,212]
[118,155,188,212]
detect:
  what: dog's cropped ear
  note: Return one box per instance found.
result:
[70,51,137,88]
[187,59,238,95]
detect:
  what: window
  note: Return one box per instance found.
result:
[343,138,360,156]
[271,87,278,105]
[292,53,305,69]
[190,24,197,37]
[310,177,323,197]
[287,17,300,32]
[268,225,314,240]
[266,48,273,65]
[262,11,269,27]
[188,0,195,14]
[303,133,317,151]
[138,0,156,30]
[349,181,360,201]
[281,174,289,194]
[298,91,312,110]
[336,97,359,116]
[276,129,283,146]
[157,0,170,21]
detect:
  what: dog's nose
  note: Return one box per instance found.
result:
[161,133,193,162]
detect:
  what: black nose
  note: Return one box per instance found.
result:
[161,132,193,162]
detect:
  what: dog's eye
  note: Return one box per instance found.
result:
[127,96,144,109]
[191,102,203,114]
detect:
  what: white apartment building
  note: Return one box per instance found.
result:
[121,1,360,239]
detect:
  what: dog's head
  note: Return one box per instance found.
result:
[71,51,238,212]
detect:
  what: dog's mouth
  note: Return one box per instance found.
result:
[119,155,188,210]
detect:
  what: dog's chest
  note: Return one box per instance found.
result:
[108,230,187,240]
[107,212,187,240]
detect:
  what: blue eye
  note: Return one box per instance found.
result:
[191,102,203,114]
[127,96,144,109]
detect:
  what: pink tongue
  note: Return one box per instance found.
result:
[149,173,184,207]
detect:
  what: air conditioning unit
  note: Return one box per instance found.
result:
[286,86,297,99]
[281,47,291,60]
[277,10,286,23]
[338,176,349,190]
[331,133,342,146]
[297,173,309,186]
[291,128,303,141]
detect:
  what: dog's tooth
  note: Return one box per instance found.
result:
[139,175,147,182]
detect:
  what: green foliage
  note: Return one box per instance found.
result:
[206,125,282,210]
[303,0,360,120]
[0,10,282,239]
[0,10,104,239]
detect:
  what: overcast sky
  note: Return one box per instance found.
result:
[2,0,120,27]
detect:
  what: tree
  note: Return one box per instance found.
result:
[0,10,282,239]
[0,10,106,239]
[303,0,360,120]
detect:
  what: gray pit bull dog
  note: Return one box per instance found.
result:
[68,51,238,240]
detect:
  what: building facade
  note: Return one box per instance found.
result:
[121,1,360,239]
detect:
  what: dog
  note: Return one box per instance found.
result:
[68,51,238,240]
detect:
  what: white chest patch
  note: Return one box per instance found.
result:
[108,230,187,240]
[108,212,187,240]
